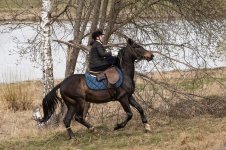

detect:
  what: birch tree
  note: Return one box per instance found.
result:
[40,0,54,96]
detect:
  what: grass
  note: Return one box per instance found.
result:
[177,76,226,91]
[1,81,34,111]
[0,0,40,10]
[0,72,36,111]
[1,116,226,149]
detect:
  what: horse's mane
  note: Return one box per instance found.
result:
[116,47,125,68]
[117,47,124,58]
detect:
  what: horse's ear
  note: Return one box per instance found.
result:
[127,38,134,45]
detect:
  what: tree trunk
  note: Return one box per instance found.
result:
[65,44,80,77]
[65,0,85,77]
[40,0,57,126]
[99,0,109,30]
[40,0,54,96]
[64,0,86,119]
[103,0,122,44]
[88,0,102,43]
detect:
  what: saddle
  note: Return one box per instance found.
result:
[89,66,120,85]
[87,66,122,99]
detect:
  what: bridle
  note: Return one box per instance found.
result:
[117,41,153,68]
[127,43,145,62]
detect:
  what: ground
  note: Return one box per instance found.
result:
[0,68,226,149]
[1,113,226,150]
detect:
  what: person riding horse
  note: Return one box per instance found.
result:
[89,30,116,72]
[39,37,154,139]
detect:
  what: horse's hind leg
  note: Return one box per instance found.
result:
[114,96,133,130]
[63,105,76,139]
[129,96,151,132]
[74,100,94,131]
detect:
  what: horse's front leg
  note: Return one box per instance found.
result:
[129,96,151,132]
[114,96,133,130]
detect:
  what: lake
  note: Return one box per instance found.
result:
[0,23,225,83]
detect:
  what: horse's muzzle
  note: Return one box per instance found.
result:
[144,51,154,61]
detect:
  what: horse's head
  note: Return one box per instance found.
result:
[126,38,154,61]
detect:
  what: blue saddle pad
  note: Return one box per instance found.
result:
[85,67,123,90]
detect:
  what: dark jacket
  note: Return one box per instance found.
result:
[89,40,113,71]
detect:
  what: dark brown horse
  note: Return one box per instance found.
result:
[39,38,154,139]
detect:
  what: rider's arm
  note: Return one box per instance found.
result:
[96,43,112,57]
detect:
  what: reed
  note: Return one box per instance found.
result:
[0,72,34,112]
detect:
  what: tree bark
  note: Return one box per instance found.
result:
[88,0,102,44]
[103,0,122,44]
[40,0,59,127]
[65,0,85,77]
[40,0,54,96]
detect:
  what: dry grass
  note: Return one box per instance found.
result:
[0,68,226,149]
[1,82,33,111]
[1,113,226,150]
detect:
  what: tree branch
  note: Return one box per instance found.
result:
[53,39,90,53]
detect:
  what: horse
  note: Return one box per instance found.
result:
[39,38,154,139]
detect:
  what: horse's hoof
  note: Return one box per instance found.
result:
[114,124,122,130]
[114,126,119,130]
[144,123,151,132]
[68,132,75,140]
[89,127,95,133]
[69,135,75,140]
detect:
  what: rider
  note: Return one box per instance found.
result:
[89,30,116,72]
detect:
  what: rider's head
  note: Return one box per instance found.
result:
[92,30,104,41]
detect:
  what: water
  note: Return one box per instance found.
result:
[0,23,85,82]
[0,25,63,82]
[0,23,225,83]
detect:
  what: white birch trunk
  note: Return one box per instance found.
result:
[40,0,54,97]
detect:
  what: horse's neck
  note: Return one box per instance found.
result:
[118,47,135,82]
[120,57,135,80]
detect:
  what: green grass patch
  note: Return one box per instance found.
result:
[177,77,226,91]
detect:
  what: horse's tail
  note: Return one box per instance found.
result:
[39,83,62,123]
